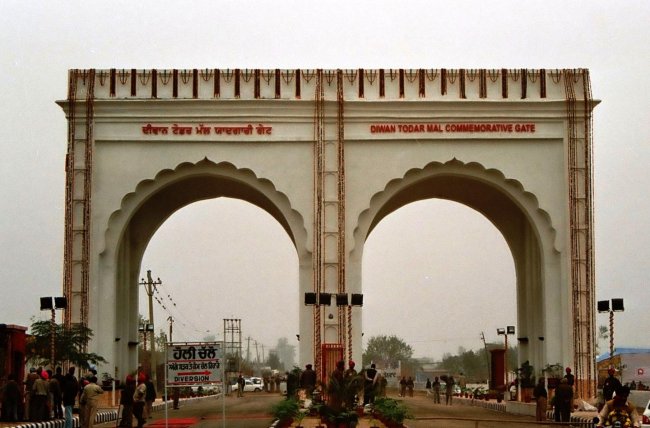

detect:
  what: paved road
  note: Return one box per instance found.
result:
[98,393,277,428]
[95,391,577,428]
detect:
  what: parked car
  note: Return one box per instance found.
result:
[231,378,262,392]
[250,377,265,389]
[642,398,650,427]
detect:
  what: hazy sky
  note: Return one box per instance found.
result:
[1,1,648,362]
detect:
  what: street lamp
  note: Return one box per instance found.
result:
[40,296,67,367]
[497,325,515,386]
[138,322,154,351]
[598,298,624,365]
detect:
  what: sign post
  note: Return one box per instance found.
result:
[166,342,223,426]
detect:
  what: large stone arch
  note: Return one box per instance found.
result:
[96,158,309,375]
[59,68,597,396]
[348,159,566,373]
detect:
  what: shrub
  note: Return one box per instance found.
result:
[271,398,300,423]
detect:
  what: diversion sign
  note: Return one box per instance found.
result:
[166,342,222,387]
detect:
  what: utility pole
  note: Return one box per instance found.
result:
[246,336,251,365]
[140,270,162,385]
[167,316,174,342]
[480,332,490,383]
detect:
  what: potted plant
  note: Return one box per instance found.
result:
[543,363,563,389]
[517,361,536,402]
[330,410,358,428]
[294,408,307,428]
[101,372,115,389]
[271,398,300,428]
[373,397,412,428]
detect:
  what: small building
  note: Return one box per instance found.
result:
[596,348,650,388]
[0,324,28,387]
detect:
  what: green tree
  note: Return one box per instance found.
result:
[439,344,517,383]
[362,335,413,369]
[266,351,283,371]
[26,320,106,369]
[597,325,609,353]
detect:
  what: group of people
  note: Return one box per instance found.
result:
[117,372,157,428]
[425,376,455,405]
[0,366,80,424]
[294,361,388,410]
[399,376,414,397]
[0,366,157,428]
[532,366,577,423]
[327,361,386,408]
[532,366,641,426]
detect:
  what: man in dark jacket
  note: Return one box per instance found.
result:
[553,378,573,422]
[533,378,547,421]
[62,367,79,428]
[299,364,317,396]
[602,367,622,402]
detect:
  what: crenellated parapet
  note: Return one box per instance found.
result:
[67,68,590,102]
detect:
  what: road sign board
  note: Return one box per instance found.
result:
[166,342,222,387]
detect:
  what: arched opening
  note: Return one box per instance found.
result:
[362,199,517,360]
[137,198,299,354]
[98,160,310,377]
[350,160,560,378]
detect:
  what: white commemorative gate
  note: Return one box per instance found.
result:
[58,68,597,397]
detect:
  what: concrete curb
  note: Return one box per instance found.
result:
[452,396,597,425]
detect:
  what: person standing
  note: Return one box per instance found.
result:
[406,377,414,397]
[425,378,431,391]
[602,367,622,402]
[1,374,21,421]
[300,364,317,397]
[80,376,103,428]
[274,375,281,394]
[399,377,407,397]
[432,376,441,404]
[553,378,573,423]
[118,375,135,427]
[236,374,245,398]
[32,370,49,421]
[363,364,378,405]
[50,368,63,419]
[533,377,548,421]
[62,367,79,428]
[23,367,39,421]
[563,367,575,387]
[564,367,575,412]
[445,376,455,405]
[144,376,156,418]
[132,374,147,428]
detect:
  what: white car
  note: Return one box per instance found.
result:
[231,378,262,392]
[250,377,265,389]
[642,398,650,427]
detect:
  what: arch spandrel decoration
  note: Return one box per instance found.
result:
[351,159,559,256]
[59,68,597,398]
[101,159,310,262]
